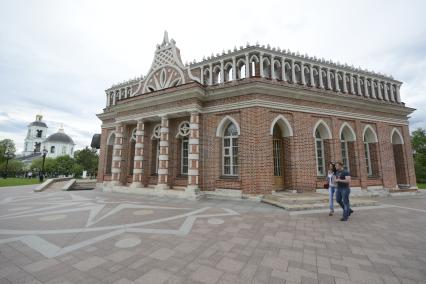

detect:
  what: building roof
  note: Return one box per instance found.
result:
[44,129,75,145]
[28,121,47,128]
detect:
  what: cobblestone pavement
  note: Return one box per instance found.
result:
[0,185,425,284]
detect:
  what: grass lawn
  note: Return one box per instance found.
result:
[0,178,41,187]
[417,183,426,189]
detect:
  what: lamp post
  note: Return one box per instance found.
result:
[39,148,48,182]
[3,151,14,179]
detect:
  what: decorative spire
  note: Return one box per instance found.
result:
[161,30,169,46]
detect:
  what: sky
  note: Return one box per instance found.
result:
[0,0,425,153]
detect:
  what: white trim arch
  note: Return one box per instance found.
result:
[339,122,356,141]
[270,115,293,137]
[107,131,116,145]
[363,125,378,143]
[312,119,332,139]
[216,116,241,137]
[391,128,404,144]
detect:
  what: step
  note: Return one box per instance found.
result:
[266,193,329,205]
[262,196,379,211]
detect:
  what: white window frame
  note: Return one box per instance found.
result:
[364,141,372,176]
[340,133,350,172]
[222,124,239,176]
[315,138,325,176]
[181,137,189,174]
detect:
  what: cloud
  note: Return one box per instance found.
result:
[0,0,425,153]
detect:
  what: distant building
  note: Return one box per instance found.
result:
[21,115,75,160]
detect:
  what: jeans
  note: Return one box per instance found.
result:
[336,187,351,219]
[328,186,336,211]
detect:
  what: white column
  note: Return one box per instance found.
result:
[350,74,355,94]
[220,60,224,84]
[310,65,315,87]
[390,84,395,102]
[377,82,382,100]
[259,53,264,77]
[326,68,331,89]
[106,94,110,107]
[155,116,169,190]
[209,63,213,85]
[232,57,236,80]
[319,68,324,89]
[186,112,200,195]
[281,58,286,82]
[383,82,389,101]
[112,92,116,105]
[357,76,362,96]
[245,53,250,78]
[200,66,204,84]
[335,71,340,92]
[343,73,348,93]
[301,63,306,86]
[291,60,296,83]
[396,85,401,103]
[271,56,275,80]
[364,78,369,97]
[131,119,145,188]
[370,80,376,98]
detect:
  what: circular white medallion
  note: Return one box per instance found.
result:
[207,218,224,225]
[115,237,141,248]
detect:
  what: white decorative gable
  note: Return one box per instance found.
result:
[136,31,192,94]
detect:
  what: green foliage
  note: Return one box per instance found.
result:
[55,156,75,176]
[74,147,98,177]
[0,178,40,187]
[0,159,24,177]
[412,128,426,183]
[0,139,16,163]
[73,163,83,178]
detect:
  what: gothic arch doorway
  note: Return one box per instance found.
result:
[271,115,293,191]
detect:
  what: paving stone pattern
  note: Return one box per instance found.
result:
[0,185,425,283]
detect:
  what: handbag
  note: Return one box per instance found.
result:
[323,183,329,189]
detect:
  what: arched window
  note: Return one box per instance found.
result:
[223,123,239,176]
[62,146,66,155]
[363,127,377,176]
[177,121,190,175]
[36,130,43,138]
[105,132,115,174]
[151,125,161,174]
[315,129,325,176]
[239,65,246,79]
[341,132,350,171]
[129,128,137,175]
[313,120,332,176]
[50,146,55,153]
[273,125,283,176]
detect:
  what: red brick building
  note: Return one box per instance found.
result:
[96,32,417,198]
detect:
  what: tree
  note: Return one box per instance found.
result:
[412,128,426,183]
[0,139,16,163]
[55,156,75,176]
[74,147,98,178]
[0,159,24,177]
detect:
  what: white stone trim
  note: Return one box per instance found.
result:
[189,123,199,129]
[270,114,293,137]
[313,119,332,139]
[135,143,144,148]
[158,155,168,161]
[113,145,123,150]
[136,130,144,135]
[112,156,122,161]
[216,115,241,137]
[159,141,169,147]
[157,169,168,175]
[189,138,199,145]
[188,169,199,176]
[391,128,404,144]
[363,124,378,143]
[133,169,143,174]
[188,154,199,160]
[203,99,409,126]
[111,168,121,173]
[339,122,357,141]
[134,156,143,161]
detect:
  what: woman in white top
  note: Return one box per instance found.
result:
[327,162,337,216]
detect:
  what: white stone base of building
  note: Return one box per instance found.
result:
[102,185,201,200]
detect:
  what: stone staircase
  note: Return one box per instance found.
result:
[262,191,379,211]
[69,180,96,190]
[44,180,70,192]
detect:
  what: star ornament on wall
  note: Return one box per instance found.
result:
[0,192,239,258]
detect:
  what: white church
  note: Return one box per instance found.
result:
[23,114,75,158]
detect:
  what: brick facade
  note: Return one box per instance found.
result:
[96,33,417,196]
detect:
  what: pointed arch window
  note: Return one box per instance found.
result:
[178,121,190,175]
[223,123,239,176]
[341,132,350,171]
[315,130,325,176]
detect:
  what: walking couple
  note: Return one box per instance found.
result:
[326,161,353,221]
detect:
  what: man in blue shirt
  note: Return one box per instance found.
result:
[335,161,353,221]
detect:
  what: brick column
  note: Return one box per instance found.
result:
[186,112,200,194]
[111,123,124,185]
[131,119,145,188]
[155,116,169,190]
